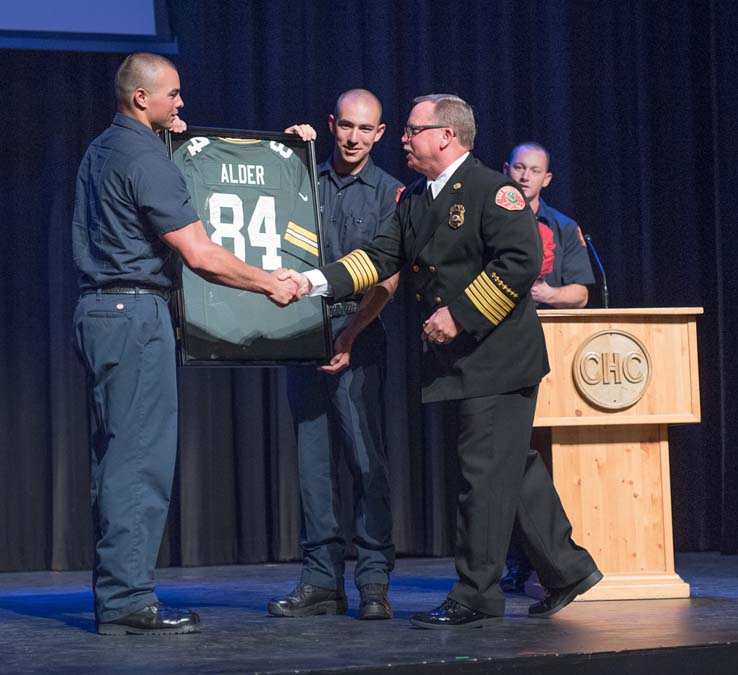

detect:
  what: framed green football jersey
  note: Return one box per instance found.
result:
[167,127,332,366]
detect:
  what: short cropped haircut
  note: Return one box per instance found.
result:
[413,94,476,149]
[334,88,383,123]
[508,142,552,172]
[115,52,177,104]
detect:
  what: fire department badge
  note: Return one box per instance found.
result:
[449,204,465,229]
[495,186,526,211]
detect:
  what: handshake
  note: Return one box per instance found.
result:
[267,268,313,307]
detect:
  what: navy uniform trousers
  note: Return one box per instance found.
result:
[448,385,597,615]
[73,290,177,623]
[287,319,394,590]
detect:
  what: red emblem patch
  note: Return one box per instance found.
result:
[495,186,525,211]
[395,186,406,203]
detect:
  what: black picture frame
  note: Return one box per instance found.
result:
[165,126,332,367]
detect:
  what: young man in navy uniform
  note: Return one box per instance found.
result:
[72,53,306,635]
[290,94,601,628]
[500,142,596,592]
[269,90,402,620]
[504,142,595,308]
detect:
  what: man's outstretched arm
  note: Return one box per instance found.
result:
[162,221,299,307]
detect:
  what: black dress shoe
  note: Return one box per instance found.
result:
[410,598,503,630]
[500,564,533,593]
[528,569,603,618]
[97,603,200,636]
[267,583,348,617]
[358,583,392,620]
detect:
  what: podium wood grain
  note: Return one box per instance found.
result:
[532,308,702,601]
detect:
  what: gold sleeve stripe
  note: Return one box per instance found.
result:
[491,271,519,299]
[481,274,515,314]
[465,285,505,325]
[342,257,371,292]
[475,274,515,313]
[483,283,514,319]
[465,277,514,325]
[286,221,318,243]
[337,250,379,292]
[284,232,319,258]
[343,255,374,291]
[285,222,319,256]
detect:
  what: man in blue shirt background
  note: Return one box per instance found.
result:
[501,141,596,592]
[504,143,595,309]
[269,90,402,620]
[72,52,303,635]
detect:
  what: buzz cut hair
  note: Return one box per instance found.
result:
[115,52,177,105]
[412,94,476,149]
[334,88,383,123]
[509,142,552,172]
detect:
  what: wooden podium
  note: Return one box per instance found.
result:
[532,308,702,601]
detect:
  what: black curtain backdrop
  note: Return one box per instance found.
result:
[1,0,737,573]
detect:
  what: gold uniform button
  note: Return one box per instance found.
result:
[412,264,420,273]
[434,296,443,304]
[429,266,436,273]
[415,293,423,302]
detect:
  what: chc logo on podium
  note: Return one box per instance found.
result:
[572,329,652,410]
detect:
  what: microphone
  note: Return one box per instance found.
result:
[584,234,609,309]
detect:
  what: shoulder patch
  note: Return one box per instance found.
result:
[495,186,526,211]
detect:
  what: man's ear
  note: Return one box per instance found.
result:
[503,161,510,175]
[440,127,454,149]
[328,114,336,137]
[132,87,148,111]
[542,171,553,189]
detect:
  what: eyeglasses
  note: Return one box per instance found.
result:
[403,125,449,138]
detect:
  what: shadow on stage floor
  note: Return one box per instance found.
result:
[1,553,737,674]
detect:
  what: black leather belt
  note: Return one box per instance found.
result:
[95,284,170,301]
[328,301,359,318]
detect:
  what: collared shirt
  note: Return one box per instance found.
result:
[426,152,470,199]
[309,155,402,301]
[317,155,403,264]
[72,112,198,291]
[536,197,595,288]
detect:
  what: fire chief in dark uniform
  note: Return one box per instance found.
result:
[297,94,601,628]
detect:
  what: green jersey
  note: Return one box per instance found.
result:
[173,136,327,363]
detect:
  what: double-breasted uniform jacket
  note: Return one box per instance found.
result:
[320,154,550,403]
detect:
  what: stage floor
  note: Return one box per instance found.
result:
[1,553,738,674]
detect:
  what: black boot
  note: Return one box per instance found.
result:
[268,584,348,617]
[358,583,392,620]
